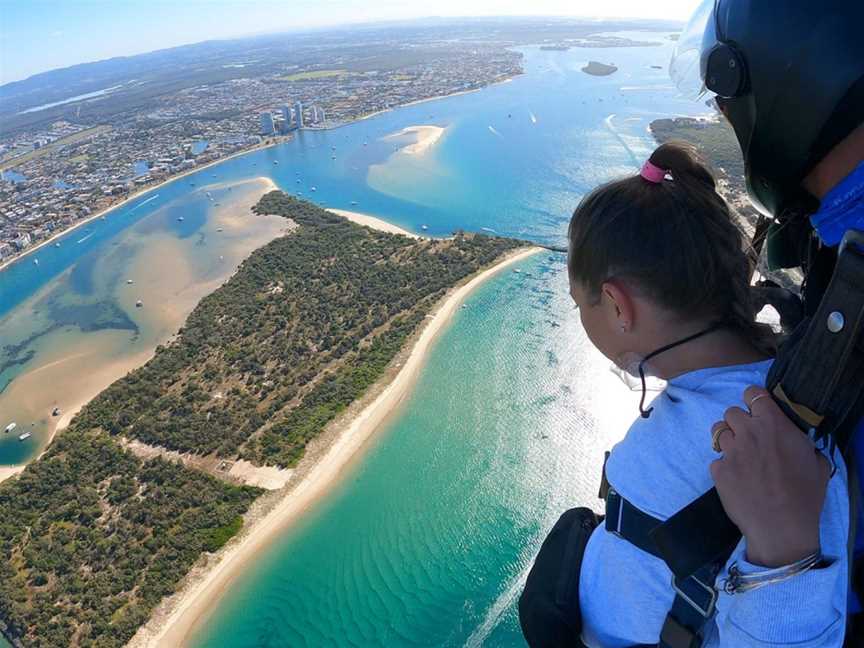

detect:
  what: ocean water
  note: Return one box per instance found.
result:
[0,33,705,644]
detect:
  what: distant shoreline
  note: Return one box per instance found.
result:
[1,75,520,276]
[129,241,542,648]
[0,138,286,274]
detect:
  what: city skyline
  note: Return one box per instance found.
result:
[0,0,699,85]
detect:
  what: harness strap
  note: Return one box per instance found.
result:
[769,234,864,447]
[605,489,727,648]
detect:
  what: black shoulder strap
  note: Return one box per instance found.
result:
[605,488,731,648]
[768,233,864,447]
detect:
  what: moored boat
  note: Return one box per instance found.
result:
[18,432,31,441]
[4,422,16,434]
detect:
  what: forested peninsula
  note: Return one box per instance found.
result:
[0,193,523,648]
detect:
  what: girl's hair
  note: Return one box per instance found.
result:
[567,141,775,355]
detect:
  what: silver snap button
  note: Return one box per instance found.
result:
[827,311,845,333]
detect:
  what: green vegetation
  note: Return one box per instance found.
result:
[75,193,522,468]
[278,69,347,81]
[0,193,522,646]
[0,429,260,648]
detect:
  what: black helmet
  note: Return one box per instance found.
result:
[671,0,864,216]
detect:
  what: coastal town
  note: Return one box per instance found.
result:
[0,44,521,264]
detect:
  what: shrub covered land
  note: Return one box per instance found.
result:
[0,193,522,647]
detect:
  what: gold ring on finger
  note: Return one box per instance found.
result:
[712,425,733,453]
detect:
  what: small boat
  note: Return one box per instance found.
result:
[135,300,143,308]
[421,224,429,231]
[214,203,220,206]
[351,201,358,206]
[331,156,336,160]
[177,216,184,221]
[296,179,301,184]
[126,279,133,284]
[54,242,60,247]
[18,432,31,441]
[273,160,279,165]
[4,422,16,434]
[311,187,317,192]
[52,407,60,416]
[219,255,224,260]
[33,259,39,265]
[512,268,522,274]
[217,227,223,232]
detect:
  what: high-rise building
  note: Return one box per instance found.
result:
[312,105,326,124]
[260,112,275,136]
[294,101,304,129]
[280,105,292,133]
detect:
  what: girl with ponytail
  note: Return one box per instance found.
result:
[566,142,794,645]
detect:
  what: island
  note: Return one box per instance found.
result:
[582,61,619,76]
[0,193,536,648]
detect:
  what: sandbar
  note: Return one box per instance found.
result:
[130,240,542,648]
[328,208,418,238]
[385,125,446,156]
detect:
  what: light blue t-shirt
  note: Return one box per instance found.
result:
[579,359,849,647]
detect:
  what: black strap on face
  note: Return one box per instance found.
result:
[637,323,726,419]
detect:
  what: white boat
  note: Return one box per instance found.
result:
[18,432,31,441]
[4,422,16,434]
[135,300,143,308]
[127,279,134,284]
[351,201,358,206]
[33,259,39,265]
[513,268,522,274]
[421,224,429,231]
[217,228,223,232]
[311,187,317,192]
[177,216,184,221]
[52,407,60,416]
[273,160,279,165]
[54,242,60,247]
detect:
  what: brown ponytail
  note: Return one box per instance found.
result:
[568,141,775,355]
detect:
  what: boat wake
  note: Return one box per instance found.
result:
[488,125,503,138]
[77,232,95,244]
[603,114,640,171]
[129,194,160,213]
[529,111,538,124]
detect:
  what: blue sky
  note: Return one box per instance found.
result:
[0,0,700,85]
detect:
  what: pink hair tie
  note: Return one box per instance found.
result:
[640,160,667,184]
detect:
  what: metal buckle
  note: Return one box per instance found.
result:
[671,574,718,618]
[606,488,625,538]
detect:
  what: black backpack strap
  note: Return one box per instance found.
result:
[768,232,864,447]
[605,489,730,648]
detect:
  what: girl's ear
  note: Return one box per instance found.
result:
[600,280,635,333]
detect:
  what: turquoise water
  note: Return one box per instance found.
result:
[0,33,704,644]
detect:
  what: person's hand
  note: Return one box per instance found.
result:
[709,385,830,567]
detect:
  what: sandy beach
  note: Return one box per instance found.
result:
[130,240,542,648]
[0,177,284,485]
[328,208,418,237]
[385,125,447,155]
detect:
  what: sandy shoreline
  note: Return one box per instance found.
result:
[0,139,287,274]
[0,177,281,486]
[328,208,418,237]
[130,243,541,648]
